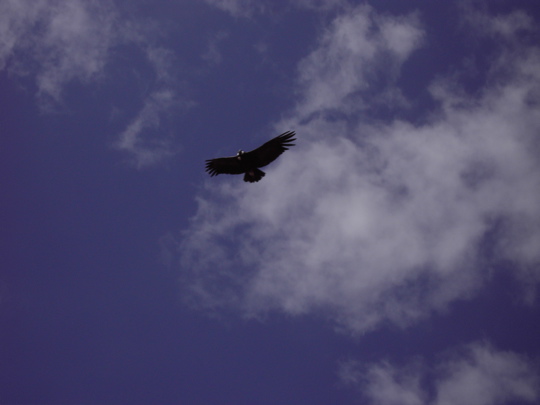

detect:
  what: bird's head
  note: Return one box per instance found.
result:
[236,150,244,160]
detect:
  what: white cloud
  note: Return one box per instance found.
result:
[203,0,348,17]
[0,1,42,69]
[201,31,229,66]
[340,359,426,405]
[0,0,186,166]
[203,0,265,18]
[115,89,178,168]
[0,1,118,107]
[295,5,423,117]
[294,0,346,12]
[114,45,191,168]
[341,342,539,405]
[463,7,534,40]
[178,6,540,333]
[435,343,539,405]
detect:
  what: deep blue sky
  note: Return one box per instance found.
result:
[2,1,540,404]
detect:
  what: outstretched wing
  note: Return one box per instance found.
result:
[205,156,245,177]
[246,130,296,168]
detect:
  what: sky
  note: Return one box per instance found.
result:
[1,1,540,404]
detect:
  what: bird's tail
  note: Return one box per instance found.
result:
[244,169,265,183]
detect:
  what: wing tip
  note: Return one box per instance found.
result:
[205,159,218,176]
[278,130,297,147]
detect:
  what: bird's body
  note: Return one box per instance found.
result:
[205,131,296,182]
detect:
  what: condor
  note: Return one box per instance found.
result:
[205,131,296,183]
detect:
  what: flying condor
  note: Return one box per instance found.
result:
[205,131,296,183]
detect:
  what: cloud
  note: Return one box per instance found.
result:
[201,31,229,66]
[435,343,539,405]
[203,0,348,17]
[462,7,534,40]
[113,45,192,168]
[340,358,426,405]
[0,1,118,107]
[295,5,423,117]
[341,342,540,405]
[203,0,266,18]
[294,0,346,12]
[178,6,540,333]
[114,89,178,168]
[0,0,187,166]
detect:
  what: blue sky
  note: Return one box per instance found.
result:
[2,1,540,404]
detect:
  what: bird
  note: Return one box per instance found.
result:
[205,131,296,183]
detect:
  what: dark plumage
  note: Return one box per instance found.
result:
[205,131,296,183]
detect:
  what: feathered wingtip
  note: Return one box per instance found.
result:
[205,160,219,176]
[277,130,296,150]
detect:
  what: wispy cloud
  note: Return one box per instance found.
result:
[115,89,178,168]
[0,0,187,167]
[201,31,229,66]
[295,5,423,117]
[0,1,118,108]
[202,0,266,18]
[178,6,540,333]
[340,342,540,405]
[203,0,347,17]
[113,45,191,168]
[340,357,426,405]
